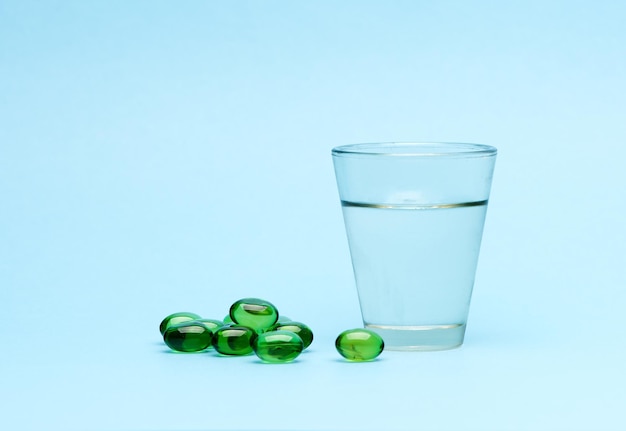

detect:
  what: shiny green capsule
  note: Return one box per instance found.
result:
[270,321,313,349]
[192,318,224,332]
[212,325,256,356]
[229,298,279,332]
[253,330,304,363]
[163,322,213,352]
[159,312,201,335]
[335,329,384,361]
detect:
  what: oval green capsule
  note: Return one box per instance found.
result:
[270,321,313,349]
[212,325,256,356]
[253,330,304,363]
[335,329,384,361]
[159,312,201,335]
[163,322,213,352]
[191,318,224,333]
[229,298,279,332]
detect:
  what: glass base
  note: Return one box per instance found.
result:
[365,323,466,351]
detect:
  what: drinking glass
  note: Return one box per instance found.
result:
[332,142,497,351]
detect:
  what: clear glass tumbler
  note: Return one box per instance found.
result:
[332,143,497,351]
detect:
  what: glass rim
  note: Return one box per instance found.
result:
[331,142,497,158]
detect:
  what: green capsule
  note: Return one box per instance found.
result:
[192,318,224,333]
[229,298,279,332]
[223,314,234,324]
[159,312,201,335]
[212,325,256,356]
[270,321,313,349]
[163,322,213,352]
[253,330,304,363]
[335,329,384,361]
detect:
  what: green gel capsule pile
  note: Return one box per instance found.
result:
[335,328,384,361]
[159,298,312,362]
[159,298,385,362]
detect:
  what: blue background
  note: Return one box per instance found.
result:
[1,1,625,430]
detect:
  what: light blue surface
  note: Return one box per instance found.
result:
[1,1,625,430]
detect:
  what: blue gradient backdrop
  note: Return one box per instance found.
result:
[1,1,625,430]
